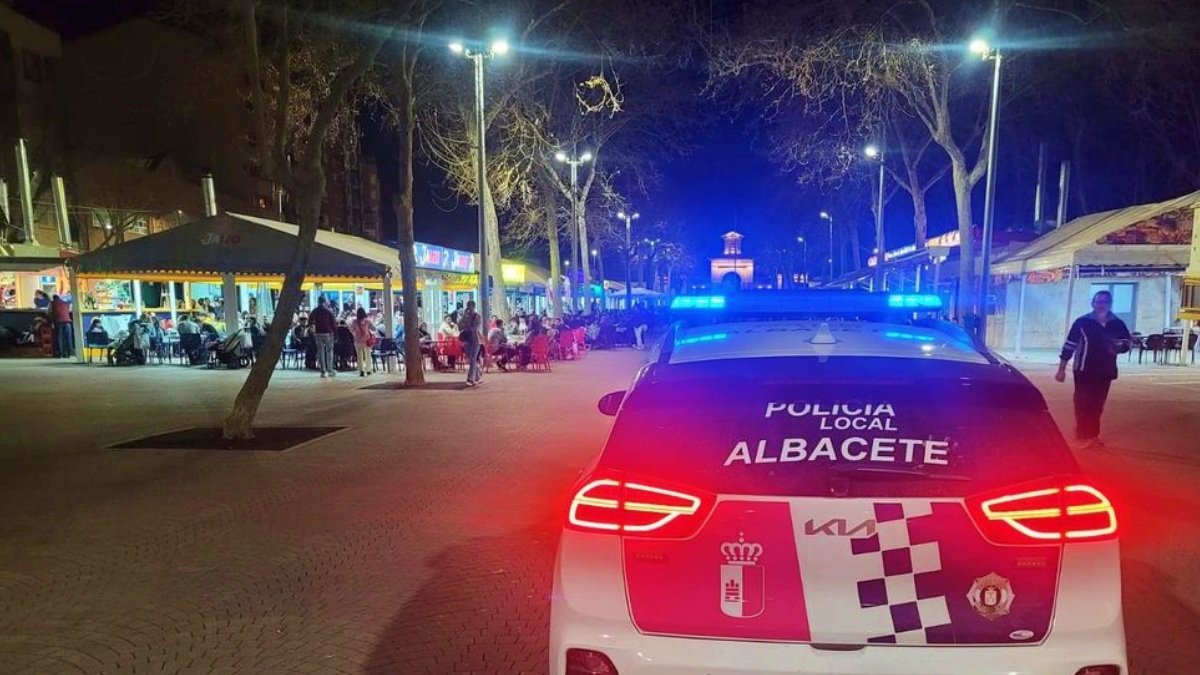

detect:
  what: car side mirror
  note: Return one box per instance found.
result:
[597,390,626,417]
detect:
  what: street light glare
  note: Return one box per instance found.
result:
[555,151,568,163]
[969,38,990,56]
[617,211,625,219]
[490,39,510,56]
[797,236,804,242]
[632,212,640,220]
[449,42,464,54]
[580,151,593,163]
[864,145,880,159]
[819,211,830,219]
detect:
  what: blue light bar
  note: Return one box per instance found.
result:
[671,295,727,310]
[675,332,729,346]
[887,294,943,309]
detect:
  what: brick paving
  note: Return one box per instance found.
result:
[0,353,1197,674]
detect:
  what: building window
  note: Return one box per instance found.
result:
[1090,282,1136,330]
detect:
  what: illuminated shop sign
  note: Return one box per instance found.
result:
[415,243,475,274]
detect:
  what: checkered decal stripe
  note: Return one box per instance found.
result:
[852,502,953,644]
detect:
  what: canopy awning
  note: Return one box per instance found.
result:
[992,190,1199,275]
[69,213,396,280]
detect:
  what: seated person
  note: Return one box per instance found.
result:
[175,314,200,335]
[334,319,356,371]
[517,317,545,369]
[487,318,517,371]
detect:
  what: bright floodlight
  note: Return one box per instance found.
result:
[449,41,464,54]
[490,39,510,55]
[797,236,804,242]
[555,151,568,163]
[864,145,880,159]
[819,211,830,219]
[591,249,598,256]
[969,38,990,56]
[580,151,593,162]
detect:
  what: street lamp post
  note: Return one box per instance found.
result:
[450,38,509,323]
[617,211,639,309]
[971,37,1003,342]
[818,212,834,280]
[796,236,808,286]
[555,149,593,311]
[643,238,661,293]
[864,146,886,291]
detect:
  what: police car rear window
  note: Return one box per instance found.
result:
[601,358,1077,498]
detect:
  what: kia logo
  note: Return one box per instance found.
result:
[803,518,877,537]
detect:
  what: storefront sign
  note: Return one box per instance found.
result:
[415,242,475,274]
[502,263,526,284]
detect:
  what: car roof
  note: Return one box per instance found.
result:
[665,319,991,366]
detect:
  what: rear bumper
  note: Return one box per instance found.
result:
[549,532,1127,675]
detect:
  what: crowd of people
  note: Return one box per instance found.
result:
[280,296,660,385]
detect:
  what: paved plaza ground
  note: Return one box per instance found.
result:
[0,349,1198,674]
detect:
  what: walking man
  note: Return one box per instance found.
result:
[1055,290,1132,449]
[459,299,484,387]
[310,295,337,378]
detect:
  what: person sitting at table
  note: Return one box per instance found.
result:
[517,316,545,369]
[334,319,356,371]
[86,318,111,351]
[198,315,221,351]
[487,317,517,372]
[176,314,200,335]
[438,314,458,341]
[143,313,165,359]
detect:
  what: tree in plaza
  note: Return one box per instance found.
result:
[221,1,396,439]
[708,2,995,314]
[381,0,440,386]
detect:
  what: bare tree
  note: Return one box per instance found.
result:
[222,1,396,439]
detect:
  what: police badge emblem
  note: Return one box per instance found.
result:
[967,572,1015,621]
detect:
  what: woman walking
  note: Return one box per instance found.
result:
[349,307,377,377]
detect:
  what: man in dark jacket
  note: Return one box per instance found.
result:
[310,296,337,378]
[49,294,73,358]
[1055,290,1132,448]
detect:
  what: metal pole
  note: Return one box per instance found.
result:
[16,139,38,245]
[976,51,1003,343]
[52,176,71,247]
[874,161,885,290]
[624,216,632,309]
[1055,161,1071,230]
[473,54,490,323]
[202,173,218,217]
[1062,263,1077,342]
[569,160,579,311]
[828,216,835,280]
[69,267,85,363]
[1015,263,1028,358]
[1033,141,1047,231]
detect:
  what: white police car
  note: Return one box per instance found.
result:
[550,291,1124,675]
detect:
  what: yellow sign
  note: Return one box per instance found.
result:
[502,263,526,284]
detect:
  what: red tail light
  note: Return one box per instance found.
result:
[968,479,1117,545]
[567,474,712,537]
[566,648,619,675]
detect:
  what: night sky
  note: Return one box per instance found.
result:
[18,0,1200,275]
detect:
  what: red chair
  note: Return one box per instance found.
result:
[558,329,576,361]
[436,338,465,371]
[529,334,552,372]
[574,327,588,355]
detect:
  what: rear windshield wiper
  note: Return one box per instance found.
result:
[827,466,973,482]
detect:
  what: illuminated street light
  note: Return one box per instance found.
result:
[970,33,1003,342]
[449,36,510,321]
[818,211,835,280]
[555,149,594,311]
[617,211,640,308]
[863,145,886,290]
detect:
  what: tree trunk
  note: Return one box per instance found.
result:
[577,207,592,309]
[543,180,563,318]
[396,75,425,386]
[909,167,929,249]
[481,176,507,322]
[223,167,324,440]
[950,163,975,320]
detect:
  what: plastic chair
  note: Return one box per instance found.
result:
[83,332,112,364]
[437,338,465,371]
[558,330,576,361]
[529,334,552,372]
[574,327,588,355]
[1142,334,1165,364]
